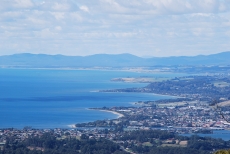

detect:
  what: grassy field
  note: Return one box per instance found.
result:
[213,81,230,87]
[161,140,187,147]
[142,142,153,147]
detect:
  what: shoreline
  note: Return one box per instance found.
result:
[87,108,124,118]
[0,67,174,74]
[67,108,124,128]
[67,124,77,128]
[99,90,179,99]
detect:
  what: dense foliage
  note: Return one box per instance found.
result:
[0,133,127,154]
[119,130,175,142]
[187,135,230,151]
[117,130,230,154]
[1,130,230,154]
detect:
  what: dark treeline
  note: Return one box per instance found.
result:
[1,130,230,154]
[115,130,230,154]
[143,98,192,104]
[0,132,127,154]
[119,130,175,142]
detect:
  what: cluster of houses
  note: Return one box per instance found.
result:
[1,100,230,150]
[106,101,230,133]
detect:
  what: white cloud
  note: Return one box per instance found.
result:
[14,0,34,8]
[1,11,23,18]
[51,12,65,20]
[101,0,230,15]
[34,28,54,38]
[99,0,128,13]
[52,3,71,11]
[27,17,47,25]
[55,26,62,31]
[225,30,230,37]
[80,5,89,12]
[70,12,83,21]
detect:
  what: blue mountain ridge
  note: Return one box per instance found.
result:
[0,51,229,67]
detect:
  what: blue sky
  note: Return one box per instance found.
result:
[0,0,230,57]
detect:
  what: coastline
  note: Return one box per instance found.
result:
[0,67,174,74]
[67,108,124,128]
[87,108,124,118]
[67,124,77,128]
[99,90,179,99]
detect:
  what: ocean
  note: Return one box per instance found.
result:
[0,69,182,129]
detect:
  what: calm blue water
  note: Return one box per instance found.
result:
[0,69,182,129]
[182,130,230,141]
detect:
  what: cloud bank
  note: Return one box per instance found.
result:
[0,0,230,57]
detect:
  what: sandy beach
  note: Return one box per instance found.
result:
[67,109,124,128]
[67,124,77,128]
[87,108,124,118]
[95,109,124,118]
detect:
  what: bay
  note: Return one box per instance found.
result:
[181,130,230,141]
[0,69,182,129]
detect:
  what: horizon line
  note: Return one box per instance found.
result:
[0,51,230,58]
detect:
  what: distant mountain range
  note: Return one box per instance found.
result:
[0,51,229,68]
